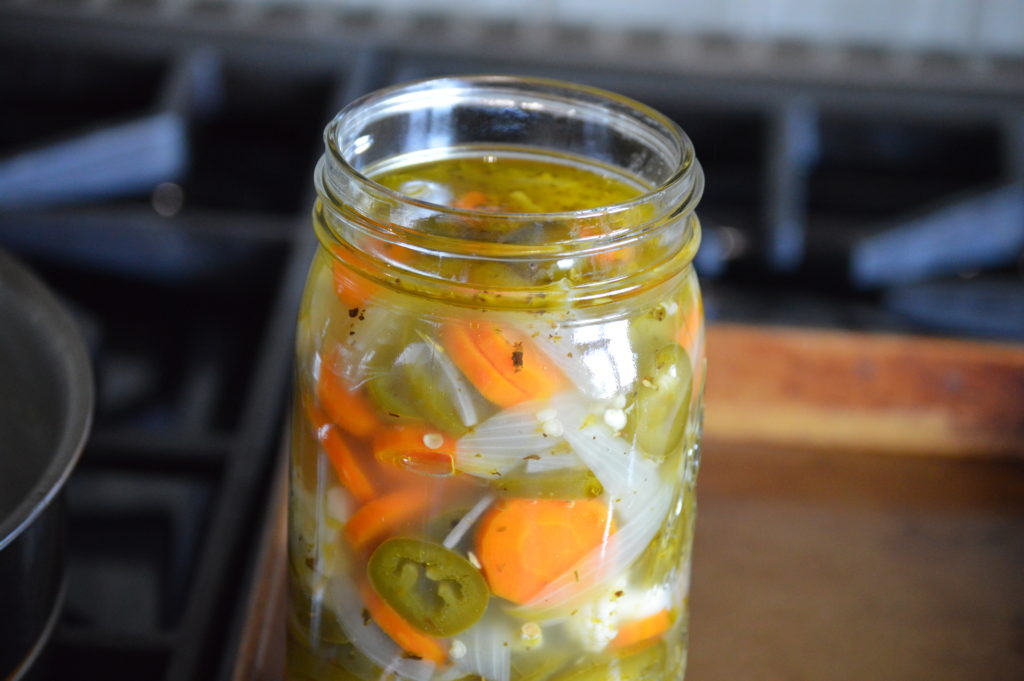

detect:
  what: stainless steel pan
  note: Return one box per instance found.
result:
[0,249,92,680]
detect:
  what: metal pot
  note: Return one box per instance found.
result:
[0,249,92,680]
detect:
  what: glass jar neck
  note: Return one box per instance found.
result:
[313,76,703,310]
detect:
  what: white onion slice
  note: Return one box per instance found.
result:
[532,322,637,400]
[562,424,661,523]
[443,494,494,550]
[455,395,582,477]
[452,608,514,681]
[524,452,584,474]
[326,573,437,681]
[330,305,405,388]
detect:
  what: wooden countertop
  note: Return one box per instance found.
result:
[232,324,1024,681]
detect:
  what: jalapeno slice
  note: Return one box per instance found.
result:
[627,344,693,460]
[495,468,604,500]
[547,642,666,681]
[367,538,489,637]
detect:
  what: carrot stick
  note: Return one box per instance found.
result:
[345,488,434,551]
[374,425,455,477]
[610,609,672,651]
[442,323,527,407]
[475,498,611,604]
[317,351,379,438]
[359,581,447,664]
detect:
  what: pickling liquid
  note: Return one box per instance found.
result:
[289,149,703,681]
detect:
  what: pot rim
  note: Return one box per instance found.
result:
[0,249,93,551]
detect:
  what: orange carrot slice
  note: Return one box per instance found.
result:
[579,223,634,265]
[676,294,704,403]
[317,352,379,438]
[442,322,564,408]
[442,323,527,407]
[331,250,377,309]
[345,488,433,551]
[374,425,456,477]
[676,295,703,353]
[452,190,491,211]
[610,609,672,651]
[331,241,416,308]
[321,427,376,503]
[475,498,611,604]
[468,324,564,400]
[306,401,376,503]
[359,581,447,664]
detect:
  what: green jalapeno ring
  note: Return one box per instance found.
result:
[368,537,490,637]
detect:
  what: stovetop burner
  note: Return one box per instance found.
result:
[0,19,1021,680]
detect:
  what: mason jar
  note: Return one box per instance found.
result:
[288,76,705,681]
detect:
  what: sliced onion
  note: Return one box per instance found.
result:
[330,305,405,388]
[562,424,661,523]
[532,321,637,400]
[524,452,584,474]
[326,571,437,681]
[443,494,494,550]
[452,608,514,681]
[455,395,583,477]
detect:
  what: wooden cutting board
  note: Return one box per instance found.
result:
[232,324,1024,681]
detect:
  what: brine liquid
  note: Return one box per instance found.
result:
[289,150,703,681]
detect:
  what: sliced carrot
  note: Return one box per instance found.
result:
[442,323,527,407]
[676,293,704,403]
[359,581,447,664]
[475,498,612,604]
[322,428,377,503]
[331,250,377,309]
[330,240,416,309]
[345,488,433,551]
[374,425,456,477]
[610,609,672,651]
[676,294,703,353]
[468,324,565,400]
[442,322,564,408]
[317,351,379,438]
[579,223,634,266]
[305,400,376,503]
[452,190,491,211]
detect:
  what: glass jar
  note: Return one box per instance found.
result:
[288,76,705,681]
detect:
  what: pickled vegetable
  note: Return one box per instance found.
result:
[368,538,490,636]
[547,642,667,681]
[290,150,703,681]
[494,469,603,500]
[628,344,693,460]
[476,498,612,604]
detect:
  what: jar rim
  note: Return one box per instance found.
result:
[322,74,701,229]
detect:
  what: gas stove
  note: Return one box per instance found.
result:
[0,12,1021,681]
